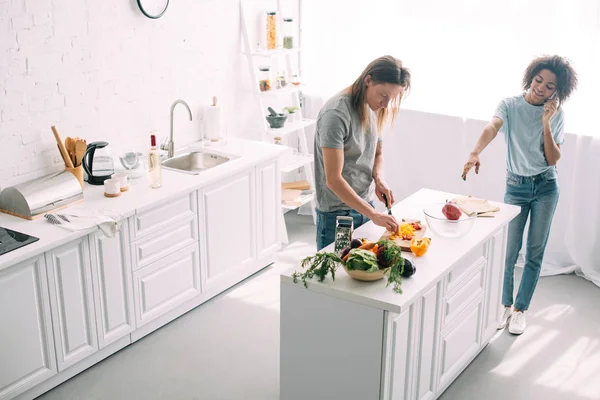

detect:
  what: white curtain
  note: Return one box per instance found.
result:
[302,0,600,135]
[299,0,600,285]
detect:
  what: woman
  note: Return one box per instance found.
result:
[314,55,411,250]
[462,55,578,335]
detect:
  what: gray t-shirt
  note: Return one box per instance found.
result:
[314,92,380,212]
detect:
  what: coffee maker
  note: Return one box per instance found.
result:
[81,141,114,185]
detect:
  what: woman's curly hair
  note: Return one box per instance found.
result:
[522,55,578,106]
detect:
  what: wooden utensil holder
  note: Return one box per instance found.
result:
[66,164,84,189]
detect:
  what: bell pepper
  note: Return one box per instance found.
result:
[410,237,431,257]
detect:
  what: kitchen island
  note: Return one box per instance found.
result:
[280,188,520,400]
[0,138,286,400]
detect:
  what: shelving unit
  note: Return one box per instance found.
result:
[240,0,317,244]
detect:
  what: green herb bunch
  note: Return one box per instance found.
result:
[292,252,342,288]
[376,240,405,294]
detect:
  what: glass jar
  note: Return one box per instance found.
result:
[265,11,277,50]
[283,18,294,49]
[258,66,271,92]
[275,71,287,89]
[274,136,284,145]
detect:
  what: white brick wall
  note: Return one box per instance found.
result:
[0,0,266,190]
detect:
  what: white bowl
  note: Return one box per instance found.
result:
[423,203,477,238]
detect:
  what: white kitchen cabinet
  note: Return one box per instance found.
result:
[256,159,281,259]
[0,256,56,400]
[89,220,135,349]
[280,189,521,400]
[199,170,257,292]
[0,138,286,400]
[45,237,98,372]
[132,242,201,328]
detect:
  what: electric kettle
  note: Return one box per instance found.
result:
[81,141,115,185]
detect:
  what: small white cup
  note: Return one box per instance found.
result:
[104,178,121,198]
[111,172,129,192]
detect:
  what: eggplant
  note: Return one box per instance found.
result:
[402,259,416,277]
[350,238,363,249]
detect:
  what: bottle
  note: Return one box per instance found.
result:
[148,133,162,188]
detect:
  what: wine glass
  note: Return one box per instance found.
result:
[119,148,140,179]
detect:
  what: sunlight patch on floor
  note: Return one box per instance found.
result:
[490,325,559,377]
[534,336,600,399]
[532,304,574,322]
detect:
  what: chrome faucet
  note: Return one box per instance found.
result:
[162,99,193,159]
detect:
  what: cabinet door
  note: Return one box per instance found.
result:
[256,159,281,258]
[132,242,201,328]
[386,306,418,400]
[0,256,56,399]
[199,170,256,291]
[89,221,135,349]
[46,237,98,371]
[438,296,484,393]
[482,228,507,342]
[415,284,440,400]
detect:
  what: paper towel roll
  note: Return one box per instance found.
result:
[204,97,222,141]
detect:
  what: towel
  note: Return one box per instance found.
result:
[452,196,500,217]
[46,206,123,237]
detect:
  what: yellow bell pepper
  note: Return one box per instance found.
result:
[410,237,431,257]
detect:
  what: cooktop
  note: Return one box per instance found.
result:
[0,227,39,256]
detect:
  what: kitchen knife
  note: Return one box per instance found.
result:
[382,193,392,215]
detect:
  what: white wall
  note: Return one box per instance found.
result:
[0,0,287,189]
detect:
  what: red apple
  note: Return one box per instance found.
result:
[442,201,462,220]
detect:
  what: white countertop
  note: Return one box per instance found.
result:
[0,138,287,271]
[280,188,521,314]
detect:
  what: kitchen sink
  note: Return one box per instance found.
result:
[161,150,231,175]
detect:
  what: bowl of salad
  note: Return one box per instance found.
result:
[341,239,416,282]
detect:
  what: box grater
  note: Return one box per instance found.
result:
[334,216,354,255]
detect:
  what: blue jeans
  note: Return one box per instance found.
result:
[315,202,375,251]
[502,167,559,311]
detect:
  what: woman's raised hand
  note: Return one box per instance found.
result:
[462,153,481,181]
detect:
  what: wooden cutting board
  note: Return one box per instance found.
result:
[379,218,427,251]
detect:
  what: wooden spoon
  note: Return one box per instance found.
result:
[75,140,87,167]
[51,126,74,168]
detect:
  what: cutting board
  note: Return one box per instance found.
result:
[379,218,427,251]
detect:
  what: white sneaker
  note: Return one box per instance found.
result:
[498,306,512,330]
[508,311,526,335]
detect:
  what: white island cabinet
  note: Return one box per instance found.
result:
[280,188,520,400]
[0,138,286,400]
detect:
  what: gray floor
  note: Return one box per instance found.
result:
[37,212,600,400]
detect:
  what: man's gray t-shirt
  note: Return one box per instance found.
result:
[314,92,380,212]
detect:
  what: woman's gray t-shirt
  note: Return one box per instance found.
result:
[313,92,380,212]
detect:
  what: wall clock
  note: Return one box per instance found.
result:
[137,0,169,19]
